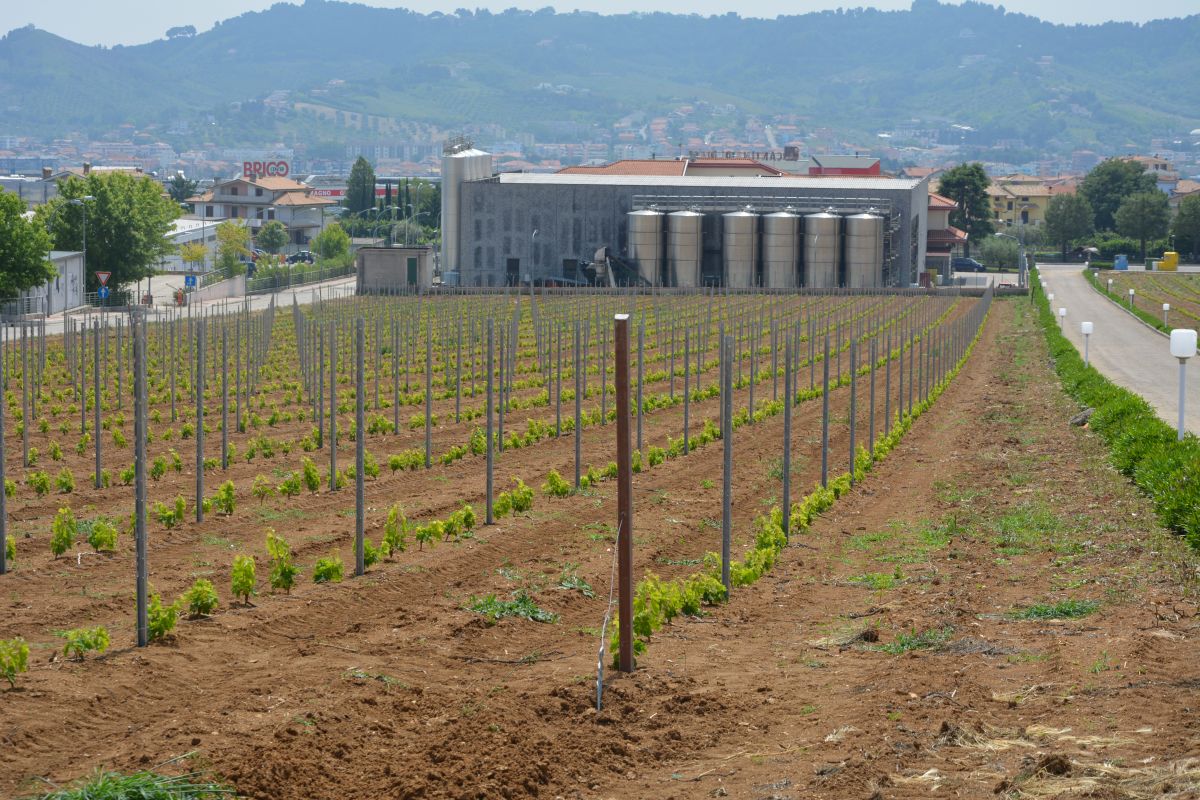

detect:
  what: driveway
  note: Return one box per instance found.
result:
[1038,263,1200,435]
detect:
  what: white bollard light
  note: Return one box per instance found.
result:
[1107,278,1113,295]
[1170,329,1197,442]
[1081,321,1093,367]
[1163,303,1170,327]
[1128,288,1135,309]
[1058,307,1067,329]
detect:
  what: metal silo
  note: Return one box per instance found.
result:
[440,140,493,273]
[803,210,842,288]
[722,207,759,288]
[844,212,885,289]
[668,210,704,288]
[627,208,664,286]
[762,209,801,289]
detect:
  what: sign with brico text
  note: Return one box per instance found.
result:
[243,160,291,179]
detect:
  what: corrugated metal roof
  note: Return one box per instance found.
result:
[493,173,922,190]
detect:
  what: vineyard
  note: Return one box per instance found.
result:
[1088,269,1200,332]
[1,286,1197,799]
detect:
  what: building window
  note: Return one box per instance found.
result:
[1006,201,1013,211]
[268,209,275,220]
[256,187,264,197]
[229,185,238,196]
[205,206,213,218]
[231,206,239,218]
[256,207,264,220]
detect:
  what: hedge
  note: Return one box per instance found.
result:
[1032,268,1200,550]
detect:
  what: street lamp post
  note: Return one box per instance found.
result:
[68,196,95,304]
[1081,321,1093,368]
[1170,329,1197,441]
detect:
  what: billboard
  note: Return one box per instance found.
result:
[243,160,291,178]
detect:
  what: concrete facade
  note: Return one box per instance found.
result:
[356,247,435,293]
[454,173,928,288]
[1,251,85,318]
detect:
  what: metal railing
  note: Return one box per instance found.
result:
[245,263,355,295]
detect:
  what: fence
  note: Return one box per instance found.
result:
[246,263,355,295]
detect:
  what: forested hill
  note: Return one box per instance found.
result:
[1,0,1197,151]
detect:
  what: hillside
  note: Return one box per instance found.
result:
[1,0,1197,152]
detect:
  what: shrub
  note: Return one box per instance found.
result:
[231,555,256,604]
[510,478,534,513]
[56,467,75,494]
[58,626,109,660]
[312,553,344,583]
[381,503,408,557]
[150,456,167,481]
[212,480,236,515]
[119,465,135,485]
[50,507,77,558]
[0,638,30,687]
[88,517,117,552]
[147,592,180,641]
[362,540,381,568]
[112,429,126,448]
[541,469,571,498]
[48,441,62,461]
[251,475,276,504]
[301,457,321,493]
[414,521,442,551]
[277,471,302,498]
[266,530,298,593]
[27,470,51,497]
[183,578,219,617]
[5,536,13,564]
[3,478,14,499]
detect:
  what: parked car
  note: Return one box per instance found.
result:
[287,251,315,264]
[952,257,985,272]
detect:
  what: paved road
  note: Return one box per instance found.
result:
[1039,263,1200,435]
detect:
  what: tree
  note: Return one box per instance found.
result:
[1080,159,1157,232]
[0,189,54,299]
[936,164,993,256]
[256,220,289,254]
[1044,193,1094,261]
[179,241,207,271]
[978,235,1020,270]
[312,223,351,264]
[166,174,199,205]
[1115,191,1170,260]
[40,172,180,290]
[214,221,250,276]
[1172,194,1200,262]
[345,156,376,215]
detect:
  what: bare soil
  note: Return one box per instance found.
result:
[2,297,1197,800]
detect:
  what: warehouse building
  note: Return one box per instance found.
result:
[441,141,930,288]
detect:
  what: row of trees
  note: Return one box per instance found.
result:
[343,156,440,239]
[938,158,1200,265]
[1,171,182,299]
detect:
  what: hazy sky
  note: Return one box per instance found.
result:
[4,0,1196,46]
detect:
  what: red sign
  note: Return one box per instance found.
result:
[243,160,291,179]
[95,271,111,286]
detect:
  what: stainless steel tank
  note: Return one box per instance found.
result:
[627,209,664,286]
[440,144,493,273]
[762,209,801,289]
[722,208,759,288]
[803,211,841,288]
[844,212,884,289]
[668,210,704,288]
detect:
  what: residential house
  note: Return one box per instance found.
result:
[926,193,968,273]
[187,174,334,249]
